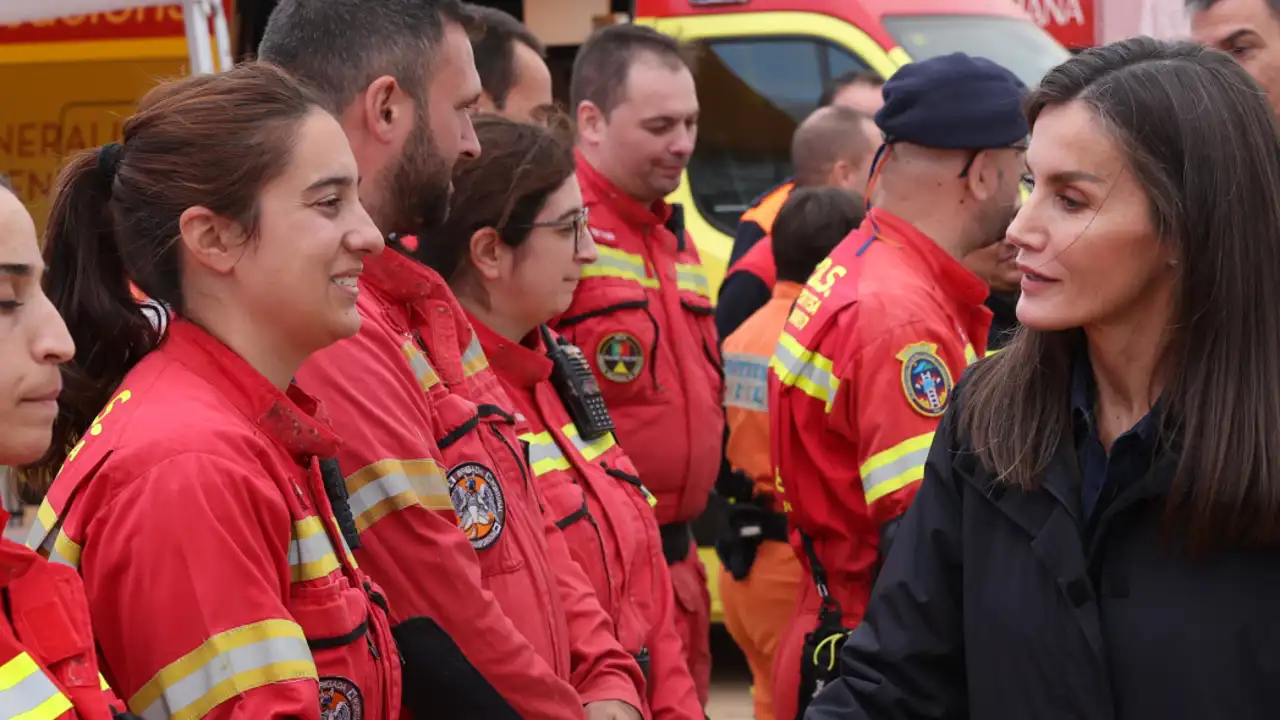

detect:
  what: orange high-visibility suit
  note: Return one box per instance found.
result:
[719,281,807,720]
[768,208,991,720]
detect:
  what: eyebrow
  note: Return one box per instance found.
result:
[641,110,698,124]
[1047,170,1107,186]
[458,91,482,109]
[552,207,583,222]
[306,175,356,192]
[1221,29,1257,46]
[0,263,32,277]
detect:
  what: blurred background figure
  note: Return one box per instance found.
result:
[717,106,881,339]
[1188,0,1280,115]
[426,112,705,720]
[810,36,1280,720]
[818,70,886,115]
[964,235,1022,352]
[717,186,865,720]
[468,4,554,121]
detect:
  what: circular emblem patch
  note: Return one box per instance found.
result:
[896,342,954,418]
[448,462,506,551]
[596,332,645,383]
[319,676,364,720]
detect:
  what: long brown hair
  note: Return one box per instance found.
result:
[23,62,326,488]
[420,112,576,282]
[960,37,1280,554]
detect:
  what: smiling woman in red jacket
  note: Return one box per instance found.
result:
[419,113,703,720]
[21,63,402,720]
[0,180,139,720]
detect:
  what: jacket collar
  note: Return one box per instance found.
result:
[362,245,453,305]
[575,149,673,230]
[469,312,552,389]
[163,319,338,461]
[864,207,990,311]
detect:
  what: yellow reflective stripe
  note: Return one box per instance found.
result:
[129,619,315,720]
[560,423,615,462]
[47,532,81,570]
[770,332,840,411]
[461,334,489,378]
[288,517,342,583]
[0,652,73,720]
[859,432,934,505]
[345,458,452,532]
[582,246,660,289]
[23,499,57,553]
[963,343,977,365]
[675,263,711,298]
[518,432,572,476]
[400,341,439,392]
[100,673,111,691]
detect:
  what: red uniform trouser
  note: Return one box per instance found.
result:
[667,537,711,707]
[720,540,803,720]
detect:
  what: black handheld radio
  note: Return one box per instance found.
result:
[541,325,616,441]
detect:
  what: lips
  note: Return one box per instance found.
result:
[1017,262,1057,283]
[22,385,61,404]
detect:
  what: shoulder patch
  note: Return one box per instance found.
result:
[896,342,953,418]
[596,332,645,383]
[319,676,364,720]
[447,461,506,550]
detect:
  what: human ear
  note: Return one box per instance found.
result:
[178,206,246,275]
[469,227,507,282]
[362,76,403,144]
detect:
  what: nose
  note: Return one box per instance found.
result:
[670,124,695,159]
[459,114,481,161]
[576,224,598,264]
[1004,193,1043,253]
[34,296,75,365]
[348,203,386,256]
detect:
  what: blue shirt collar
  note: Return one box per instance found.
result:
[1071,349,1162,449]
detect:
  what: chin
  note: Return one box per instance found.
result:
[329,309,364,342]
[1015,296,1080,332]
[0,429,52,467]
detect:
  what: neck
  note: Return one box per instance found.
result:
[874,197,969,261]
[456,292,533,344]
[1084,292,1173,446]
[184,304,302,391]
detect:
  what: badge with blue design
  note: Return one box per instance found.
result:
[896,342,953,418]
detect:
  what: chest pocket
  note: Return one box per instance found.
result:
[286,503,391,720]
[8,564,99,694]
[432,392,527,577]
[559,277,661,399]
[677,274,724,393]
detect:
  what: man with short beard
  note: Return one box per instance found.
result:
[261,2,645,719]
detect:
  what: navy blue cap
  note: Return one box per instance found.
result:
[874,53,1029,150]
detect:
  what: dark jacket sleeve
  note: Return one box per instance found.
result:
[715,271,772,341]
[729,219,767,267]
[804,406,969,720]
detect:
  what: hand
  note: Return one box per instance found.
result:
[584,700,643,720]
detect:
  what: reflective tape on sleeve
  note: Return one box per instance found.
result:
[0,652,74,720]
[344,458,452,532]
[519,432,571,476]
[130,618,316,720]
[770,332,840,411]
[461,334,489,378]
[287,517,344,583]
[859,432,934,504]
[399,342,440,392]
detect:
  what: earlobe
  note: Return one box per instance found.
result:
[178,206,243,275]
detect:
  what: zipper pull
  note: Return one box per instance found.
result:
[367,633,381,660]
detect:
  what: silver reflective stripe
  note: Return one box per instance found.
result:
[0,653,71,720]
[136,628,315,720]
[676,264,710,297]
[46,532,81,570]
[461,334,488,377]
[344,459,453,531]
[770,333,839,408]
[560,424,614,462]
[723,351,769,413]
[287,518,340,583]
[858,434,935,505]
[23,500,56,552]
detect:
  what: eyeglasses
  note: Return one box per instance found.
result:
[958,141,1030,179]
[521,206,591,254]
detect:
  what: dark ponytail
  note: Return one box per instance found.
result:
[23,61,326,488]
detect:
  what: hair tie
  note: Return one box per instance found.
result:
[97,142,123,182]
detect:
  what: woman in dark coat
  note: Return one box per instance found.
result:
[806,37,1280,720]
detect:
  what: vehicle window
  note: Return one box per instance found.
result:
[881,15,1070,90]
[686,37,872,235]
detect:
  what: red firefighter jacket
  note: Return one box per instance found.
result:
[296,249,644,718]
[553,153,725,526]
[768,208,991,621]
[473,317,703,720]
[726,237,777,293]
[26,319,401,720]
[0,510,125,720]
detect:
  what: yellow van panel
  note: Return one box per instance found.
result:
[0,57,186,236]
